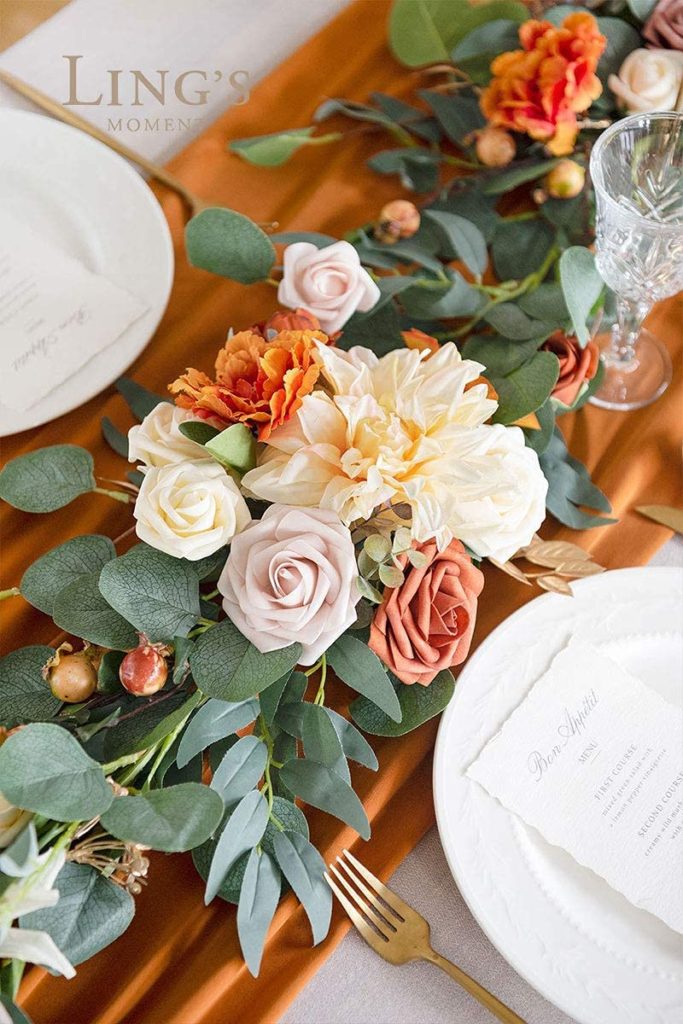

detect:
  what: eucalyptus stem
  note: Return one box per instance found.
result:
[93,486,132,504]
[0,587,20,601]
[142,722,185,792]
[313,654,327,706]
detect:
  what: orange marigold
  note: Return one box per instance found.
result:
[169,326,328,441]
[480,12,606,156]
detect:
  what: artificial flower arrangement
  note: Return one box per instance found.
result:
[5,0,677,1016]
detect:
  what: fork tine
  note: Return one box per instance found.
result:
[342,848,413,919]
[328,863,394,939]
[336,856,402,924]
[324,871,389,949]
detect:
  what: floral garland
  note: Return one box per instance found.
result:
[0,0,677,1017]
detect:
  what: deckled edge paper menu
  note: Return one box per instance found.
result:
[0,210,149,411]
[467,641,683,934]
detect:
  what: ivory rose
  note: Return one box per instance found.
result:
[369,540,484,686]
[608,48,683,113]
[278,241,380,334]
[542,331,599,408]
[218,505,359,665]
[242,342,547,562]
[133,461,250,560]
[128,403,212,470]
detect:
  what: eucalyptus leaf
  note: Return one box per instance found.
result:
[273,830,331,945]
[301,704,348,781]
[389,0,526,66]
[0,724,113,821]
[259,669,294,727]
[98,544,201,642]
[523,399,556,455]
[178,421,220,445]
[518,283,569,324]
[482,159,559,195]
[230,127,341,166]
[452,18,521,62]
[101,417,129,458]
[53,572,138,651]
[462,335,542,376]
[100,690,201,760]
[205,789,269,902]
[370,92,441,142]
[327,635,402,722]
[484,303,552,341]
[491,351,560,424]
[102,783,223,852]
[492,219,555,282]
[540,428,616,530]
[115,378,170,421]
[351,669,455,737]
[418,91,485,144]
[0,996,31,1024]
[186,207,275,284]
[176,697,258,767]
[20,862,134,965]
[279,758,370,839]
[368,147,440,192]
[210,735,267,805]
[270,231,338,248]
[336,302,404,355]
[237,849,281,977]
[401,273,482,319]
[559,247,604,347]
[0,646,60,727]
[20,535,115,615]
[424,210,487,276]
[432,190,499,243]
[190,618,301,702]
[325,708,378,771]
[0,445,95,513]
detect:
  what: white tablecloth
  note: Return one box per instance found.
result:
[2,5,681,1022]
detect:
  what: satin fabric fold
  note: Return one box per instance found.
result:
[2,2,680,1021]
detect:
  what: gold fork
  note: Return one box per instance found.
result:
[0,68,214,217]
[326,849,526,1024]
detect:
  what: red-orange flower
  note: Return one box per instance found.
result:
[401,327,440,354]
[169,326,328,441]
[480,12,606,156]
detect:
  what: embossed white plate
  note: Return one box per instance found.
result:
[0,109,173,437]
[434,567,683,1024]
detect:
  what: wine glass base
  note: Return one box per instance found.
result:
[589,329,672,411]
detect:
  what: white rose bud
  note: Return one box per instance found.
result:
[128,403,213,470]
[608,49,683,114]
[133,461,251,560]
[278,240,380,335]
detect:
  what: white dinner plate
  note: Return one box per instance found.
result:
[0,109,173,436]
[434,567,683,1024]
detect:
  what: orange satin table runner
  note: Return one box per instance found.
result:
[2,2,681,1021]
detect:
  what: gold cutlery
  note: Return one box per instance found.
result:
[0,68,213,217]
[326,849,527,1024]
[636,504,683,536]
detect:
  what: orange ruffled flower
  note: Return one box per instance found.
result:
[480,12,606,156]
[169,325,328,441]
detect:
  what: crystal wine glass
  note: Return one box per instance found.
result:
[590,111,683,411]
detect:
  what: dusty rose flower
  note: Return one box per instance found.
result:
[644,0,683,51]
[278,241,380,334]
[542,330,599,407]
[218,505,360,665]
[369,540,484,686]
[475,126,516,167]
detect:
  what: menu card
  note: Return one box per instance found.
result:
[467,641,683,933]
[0,211,148,411]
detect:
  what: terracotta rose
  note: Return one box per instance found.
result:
[542,331,599,407]
[369,540,484,686]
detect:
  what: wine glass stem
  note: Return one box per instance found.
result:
[607,295,649,368]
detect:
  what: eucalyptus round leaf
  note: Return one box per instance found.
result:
[186,207,275,284]
[0,645,60,727]
[0,445,95,513]
[559,247,604,347]
[491,351,560,424]
[101,783,223,852]
[98,544,201,642]
[424,210,487,276]
[327,635,402,722]
[20,862,134,965]
[230,127,341,167]
[53,572,138,651]
[20,535,116,615]
[190,618,301,702]
[0,724,113,821]
[350,669,455,737]
[389,0,526,67]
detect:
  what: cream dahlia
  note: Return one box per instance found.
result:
[241,343,547,562]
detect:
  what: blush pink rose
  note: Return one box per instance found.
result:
[278,240,380,335]
[218,504,360,665]
[369,540,484,686]
[644,0,683,51]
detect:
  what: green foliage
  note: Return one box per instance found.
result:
[423,210,488,277]
[0,996,31,1024]
[237,848,281,977]
[205,789,269,902]
[273,830,331,945]
[452,18,521,63]
[102,783,223,852]
[20,862,134,965]
[491,351,560,424]
[178,421,220,445]
[351,669,455,737]
[484,303,552,341]
[368,147,440,192]
[518,283,569,324]
[190,618,301,702]
[205,423,256,475]
[401,272,482,319]
[540,428,616,530]
[20,535,115,615]
[116,377,169,421]
[176,697,258,767]
[492,219,555,282]
[327,635,402,722]
[210,736,267,806]
[0,724,113,821]
[418,91,485,144]
[0,646,60,727]
[462,335,542,376]
[99,544,201,642]
[325,708,378,771]
[0,445,95,513]
[270,231,337,248]
[279,758,370,839]
[482,159,559,195]
[389,0,526,66]
[301,704,348,780]
[559,247,604,346]
[258,670,295,727]
[52,571,138,650]
[186,207,276,283]
[100,691,201,760]
[101,417,129,458]
[230,127,341,166]
[523,399,556,455]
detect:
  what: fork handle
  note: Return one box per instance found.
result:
[425,950,527,1024]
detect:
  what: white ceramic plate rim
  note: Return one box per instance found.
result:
[433,567,683,1024]
[0,109,173,436]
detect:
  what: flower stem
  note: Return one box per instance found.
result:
[313,654,327,706]
[0,587,20,601]
[93,486,132,504]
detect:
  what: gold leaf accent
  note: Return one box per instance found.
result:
[522,540,593,568]
[554,560,605,578]
[537,574,574,596]
[489,558,533,586]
